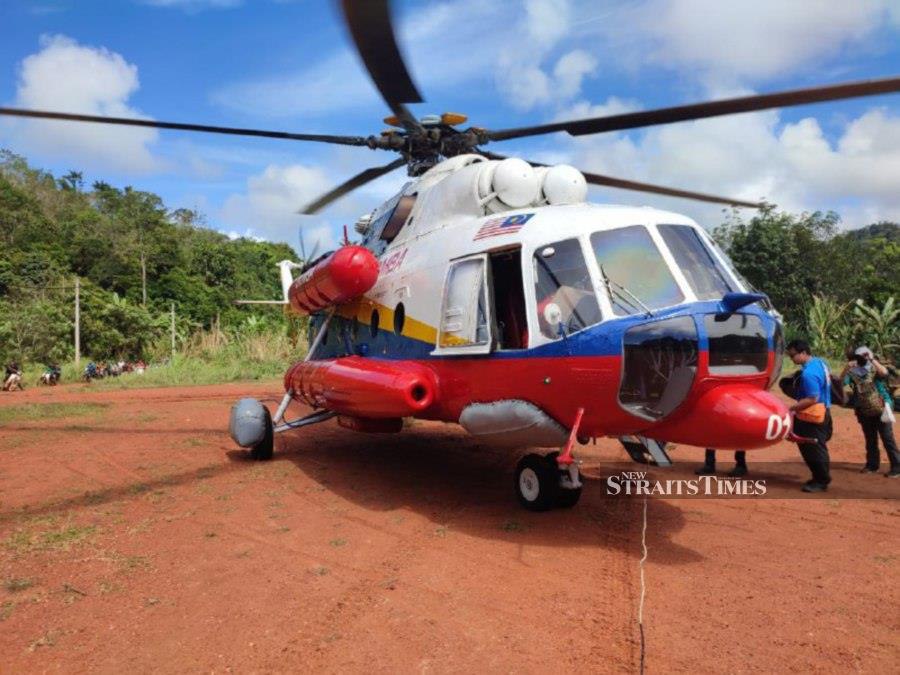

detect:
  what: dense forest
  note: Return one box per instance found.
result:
[0,150,298,365]
[713,207,898,358]
[0,150,897,368]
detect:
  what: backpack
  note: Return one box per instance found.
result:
[849,370,885,418]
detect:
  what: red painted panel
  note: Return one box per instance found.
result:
[283,351,788,450]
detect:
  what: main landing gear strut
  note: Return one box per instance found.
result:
[514,408,585,511]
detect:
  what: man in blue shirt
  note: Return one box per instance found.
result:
[786,339,832,492]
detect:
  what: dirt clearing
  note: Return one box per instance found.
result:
[1,382,898,672]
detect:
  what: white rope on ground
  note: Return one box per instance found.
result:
[638,496,648,674]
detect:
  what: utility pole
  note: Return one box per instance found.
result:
[140,247,147,307]
[74,276,81,366]
[170,302,176,360]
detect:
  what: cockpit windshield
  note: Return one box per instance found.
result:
[657,224,734,300]
[590,226,684,315]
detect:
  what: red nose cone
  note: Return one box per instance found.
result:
[647,385,791,450]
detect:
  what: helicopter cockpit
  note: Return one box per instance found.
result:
[522,217,778,422]
[528,221,740,341]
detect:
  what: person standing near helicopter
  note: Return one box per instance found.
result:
[840,346,899,477]
[785,339,833,493]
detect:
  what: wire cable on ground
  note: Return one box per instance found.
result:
[638,497,648,674]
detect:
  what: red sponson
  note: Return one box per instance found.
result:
[285,357,438,418]
[288,245,379,314]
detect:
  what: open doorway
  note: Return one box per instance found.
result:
[489,248,528,350]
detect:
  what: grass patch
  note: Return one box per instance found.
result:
[329,538,347,548]
[0,402,110,425]
[28,629,60,652]
[41,525,97,549]
[80,355,288,391]
[5,577,34,592]
[500,520,527,533]
[4,522,97,553]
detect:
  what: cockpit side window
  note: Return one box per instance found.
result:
[658,224,733,300]
[532,238,601,339]
[380,194,416,243]
[591,226,684,315]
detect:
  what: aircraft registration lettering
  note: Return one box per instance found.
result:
[473,213,535,241]
[381,248,408,274]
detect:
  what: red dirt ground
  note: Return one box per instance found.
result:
[0,381,898,673]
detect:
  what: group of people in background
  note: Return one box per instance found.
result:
[698,340,899,492]
[83,360,146,381]
[2,359,149,389]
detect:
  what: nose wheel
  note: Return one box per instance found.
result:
[514,452,582,511]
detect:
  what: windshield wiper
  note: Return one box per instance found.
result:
[600,265,654,318]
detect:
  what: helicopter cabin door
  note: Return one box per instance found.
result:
[434,254,493,355]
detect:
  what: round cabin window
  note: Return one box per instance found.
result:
[394,303,406,335]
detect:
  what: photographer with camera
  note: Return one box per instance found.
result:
[840,346,899,477]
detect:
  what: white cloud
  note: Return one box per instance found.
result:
[524,0,571,47]
[553,50,598,100]
[219,163,338,247]
[5,34,160,173]
[553,96,642,122]
[627,0,897,85]
[554,104,900,229]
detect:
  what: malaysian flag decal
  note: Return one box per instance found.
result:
[473,213,535,241]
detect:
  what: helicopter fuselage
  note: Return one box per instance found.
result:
[291,155,790,451]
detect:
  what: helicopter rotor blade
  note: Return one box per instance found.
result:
[299,157,407,215]
[338,0,423,131]
[0,107,373,146]
[486,76,900,142]
[478,150,762,209]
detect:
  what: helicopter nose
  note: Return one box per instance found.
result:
[646,384,791,450]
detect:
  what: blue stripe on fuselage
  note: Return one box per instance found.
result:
[309,301,777,361]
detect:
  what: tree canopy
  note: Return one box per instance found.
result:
[0,150,297,363]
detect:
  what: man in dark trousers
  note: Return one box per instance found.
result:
[786,339,832,492]
[840,346,900,477]
[695,449,747,477]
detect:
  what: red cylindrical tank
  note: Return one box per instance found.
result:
[284,357,438,418]
[288,245,379,314]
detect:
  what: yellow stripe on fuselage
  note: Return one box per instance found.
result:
[336,298,471,347]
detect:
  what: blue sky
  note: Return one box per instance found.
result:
[1,0,899,253]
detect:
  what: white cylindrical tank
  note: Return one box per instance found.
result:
[542,165,587,205]
[477,158,540,212]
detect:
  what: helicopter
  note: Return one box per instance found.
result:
[3,2,899,510]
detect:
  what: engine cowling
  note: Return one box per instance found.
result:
[284,357,438,418]
[288,245,379,314]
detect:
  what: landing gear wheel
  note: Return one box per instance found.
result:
[249,406,274,461]
[515,453,559,511]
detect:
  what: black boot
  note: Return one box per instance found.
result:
[695,449,716,475]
